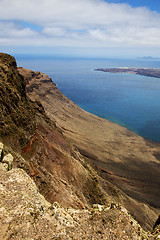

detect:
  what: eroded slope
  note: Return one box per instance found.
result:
[0,53,113,213]
[18,66,160,231]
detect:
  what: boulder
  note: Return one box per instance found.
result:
[2,153,13,170]
[0,142,3,161]
[0,163,8,171]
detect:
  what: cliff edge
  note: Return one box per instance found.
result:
[0,53,160,238]
[19,64,160,231]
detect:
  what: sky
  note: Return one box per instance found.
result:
[1,0,160,58]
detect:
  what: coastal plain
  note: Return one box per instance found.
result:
[95,67,160,78]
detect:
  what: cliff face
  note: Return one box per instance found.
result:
[0,53,36,150]
[0,53,160,238]
[18,65,160,231]
[0,53,112,210]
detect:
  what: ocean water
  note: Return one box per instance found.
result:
[16,56,160,142]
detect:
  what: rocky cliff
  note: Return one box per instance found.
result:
[0,53,111,210]
[18,64,160,232]
[0,53,36,150]
[0,53,160,239]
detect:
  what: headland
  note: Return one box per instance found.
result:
[95,67,160,78]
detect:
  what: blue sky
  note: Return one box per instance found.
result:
[0,0,160,58]
[105,0,160,12]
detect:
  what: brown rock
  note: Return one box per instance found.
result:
[0,142,3,161]
[2,153,13,170]
[0,167,152,240]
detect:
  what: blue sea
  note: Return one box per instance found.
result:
[16,56,160,142]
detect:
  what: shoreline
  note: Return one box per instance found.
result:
[94,67,160,78]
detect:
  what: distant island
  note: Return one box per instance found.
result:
[138,56,160,60]
[94,67,160,78]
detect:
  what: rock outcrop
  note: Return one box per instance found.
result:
[0,163,153,240]
[0,53,36,150]
[2,153,13,170]
[0,142,159,239]
[0,142,13,171]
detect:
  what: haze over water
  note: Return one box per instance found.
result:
[17,56,160,142]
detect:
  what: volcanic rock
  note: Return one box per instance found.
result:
[18,65,160,231]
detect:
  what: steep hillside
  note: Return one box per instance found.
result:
[0,52,160,238]
[0,53,36,150]
[18,65,160,231]
[0,53,114,210]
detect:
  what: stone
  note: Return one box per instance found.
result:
[93,204,104,212]
[0,143,3,161]
[0,163,8,172]
[2,163,9,171]
[2,153,13,171]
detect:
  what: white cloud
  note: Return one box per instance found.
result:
[42,27,66,37]
[0,21,38,38]
[0,0,160,56]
